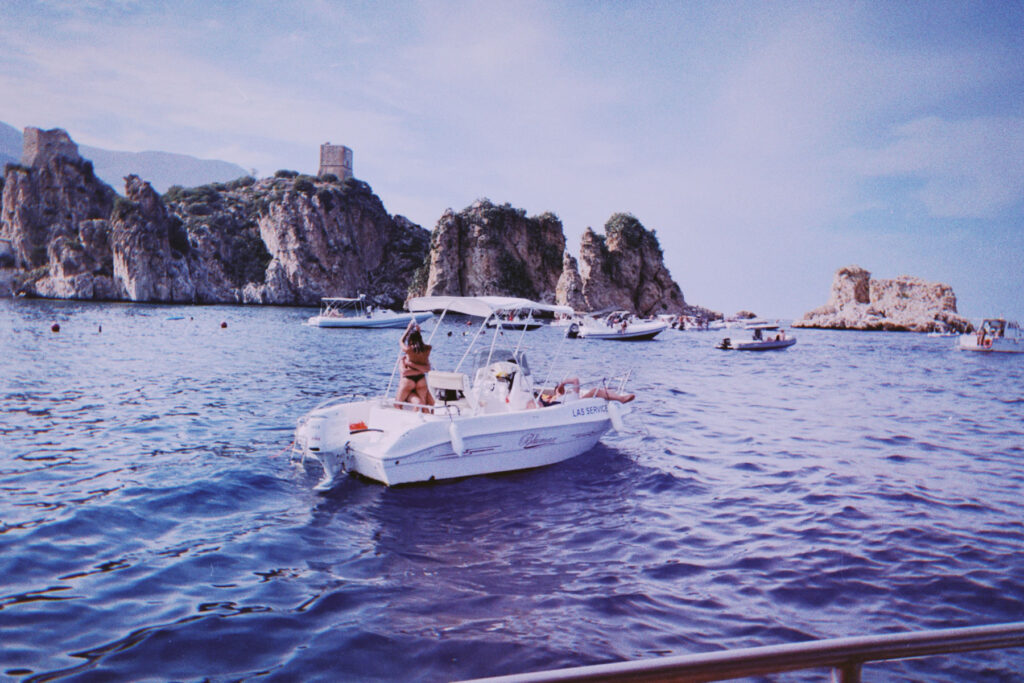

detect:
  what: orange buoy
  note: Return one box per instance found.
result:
[51,323,60,332]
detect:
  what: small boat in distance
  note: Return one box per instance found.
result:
[482,298,574,330]
[958,319,1023,353]
[307,295,433,329]
[717,322,796,351]
[293,295,632,489]
[486,314,543,331]
[573,311,668,341]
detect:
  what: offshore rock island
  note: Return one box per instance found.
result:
[793,265,973,333]
[0,127,712,317]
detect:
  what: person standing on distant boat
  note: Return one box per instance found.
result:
[397,320,434,411]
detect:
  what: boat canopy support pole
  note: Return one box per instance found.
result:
[455,314,492,373]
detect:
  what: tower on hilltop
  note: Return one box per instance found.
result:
[318,143,353,180]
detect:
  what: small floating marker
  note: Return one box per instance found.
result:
[220,321,227,328]
[98,324,102,333]
[50,323,60,332]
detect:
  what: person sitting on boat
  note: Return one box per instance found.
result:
[532,378,634,407]
[397,320,434,411]
[753,327,763,341]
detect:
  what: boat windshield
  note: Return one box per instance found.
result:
[471,347,531,377]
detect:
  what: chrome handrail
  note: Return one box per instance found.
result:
[460,621,1024,683]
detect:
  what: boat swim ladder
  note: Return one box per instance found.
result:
[458,621,1024,683]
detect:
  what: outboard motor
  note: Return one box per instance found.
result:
[567,322,580,339]
[305,414,327,453]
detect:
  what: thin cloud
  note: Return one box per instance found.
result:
[846,116,1024,219]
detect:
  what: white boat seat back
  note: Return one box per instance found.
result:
[428,371,470,403]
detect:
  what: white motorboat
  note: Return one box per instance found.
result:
[717,322,796,351]
[482,298,574,331]
[958,319,1023,353]
[486,315,543,331]
[572,311,668,341]
[307,295,433,329]
[294,295,632,489]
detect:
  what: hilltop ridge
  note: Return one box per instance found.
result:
[1,126,714,318]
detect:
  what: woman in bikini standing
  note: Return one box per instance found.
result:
[397,320,434,410]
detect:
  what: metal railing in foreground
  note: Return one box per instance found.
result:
[462,621,1024,683]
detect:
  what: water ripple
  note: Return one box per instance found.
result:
[1,302,1023,681]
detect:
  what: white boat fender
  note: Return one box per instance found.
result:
[448,421,466,456]
[608,401,625,432]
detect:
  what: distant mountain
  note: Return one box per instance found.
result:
[0,121,20,166]
[0,121,249,193]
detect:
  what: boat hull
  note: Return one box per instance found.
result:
[578,321,667,341]
[307,311,433,328]
[486,320,543,331]
[297,398,614,487]
[958,335,1024,353]
[720,338,797,351]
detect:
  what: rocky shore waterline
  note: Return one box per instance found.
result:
[793,265,973,333]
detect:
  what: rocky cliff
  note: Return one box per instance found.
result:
[793,265,973,332]
[2,127,709,317]
[573,213,693,316]
[0,128,430,307]
[411,203,715,318]
[409,199,566,302]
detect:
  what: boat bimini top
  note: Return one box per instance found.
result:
[408,295,573,319]
[402,295,576,392]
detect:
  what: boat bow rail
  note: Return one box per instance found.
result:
[459,621,1024,683]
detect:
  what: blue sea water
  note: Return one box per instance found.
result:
[2,298,1023,682]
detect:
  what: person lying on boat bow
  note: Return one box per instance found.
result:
[531,377,634,408]
[397,320,434,411]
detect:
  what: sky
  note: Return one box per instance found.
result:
[1,0,1022,320]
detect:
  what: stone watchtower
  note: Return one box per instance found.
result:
[318,143,353,180]
[22,127,82,167]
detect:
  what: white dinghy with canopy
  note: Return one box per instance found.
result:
[293,295,631,489]
[573,311,668,341]
[307,294,433,329]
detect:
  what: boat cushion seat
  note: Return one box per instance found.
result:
[428,371,470,403]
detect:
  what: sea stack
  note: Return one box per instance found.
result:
[792,265,973,332]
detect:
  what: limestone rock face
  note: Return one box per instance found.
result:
[0,127,118,298]
[412,199,566,301]
[577,213,689,316]
[410,203,716,317]
[242,177,429,306]
[793,265,973,332]
[1,128,430,306]
[555,251,586,311]
[111,175,196,302]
